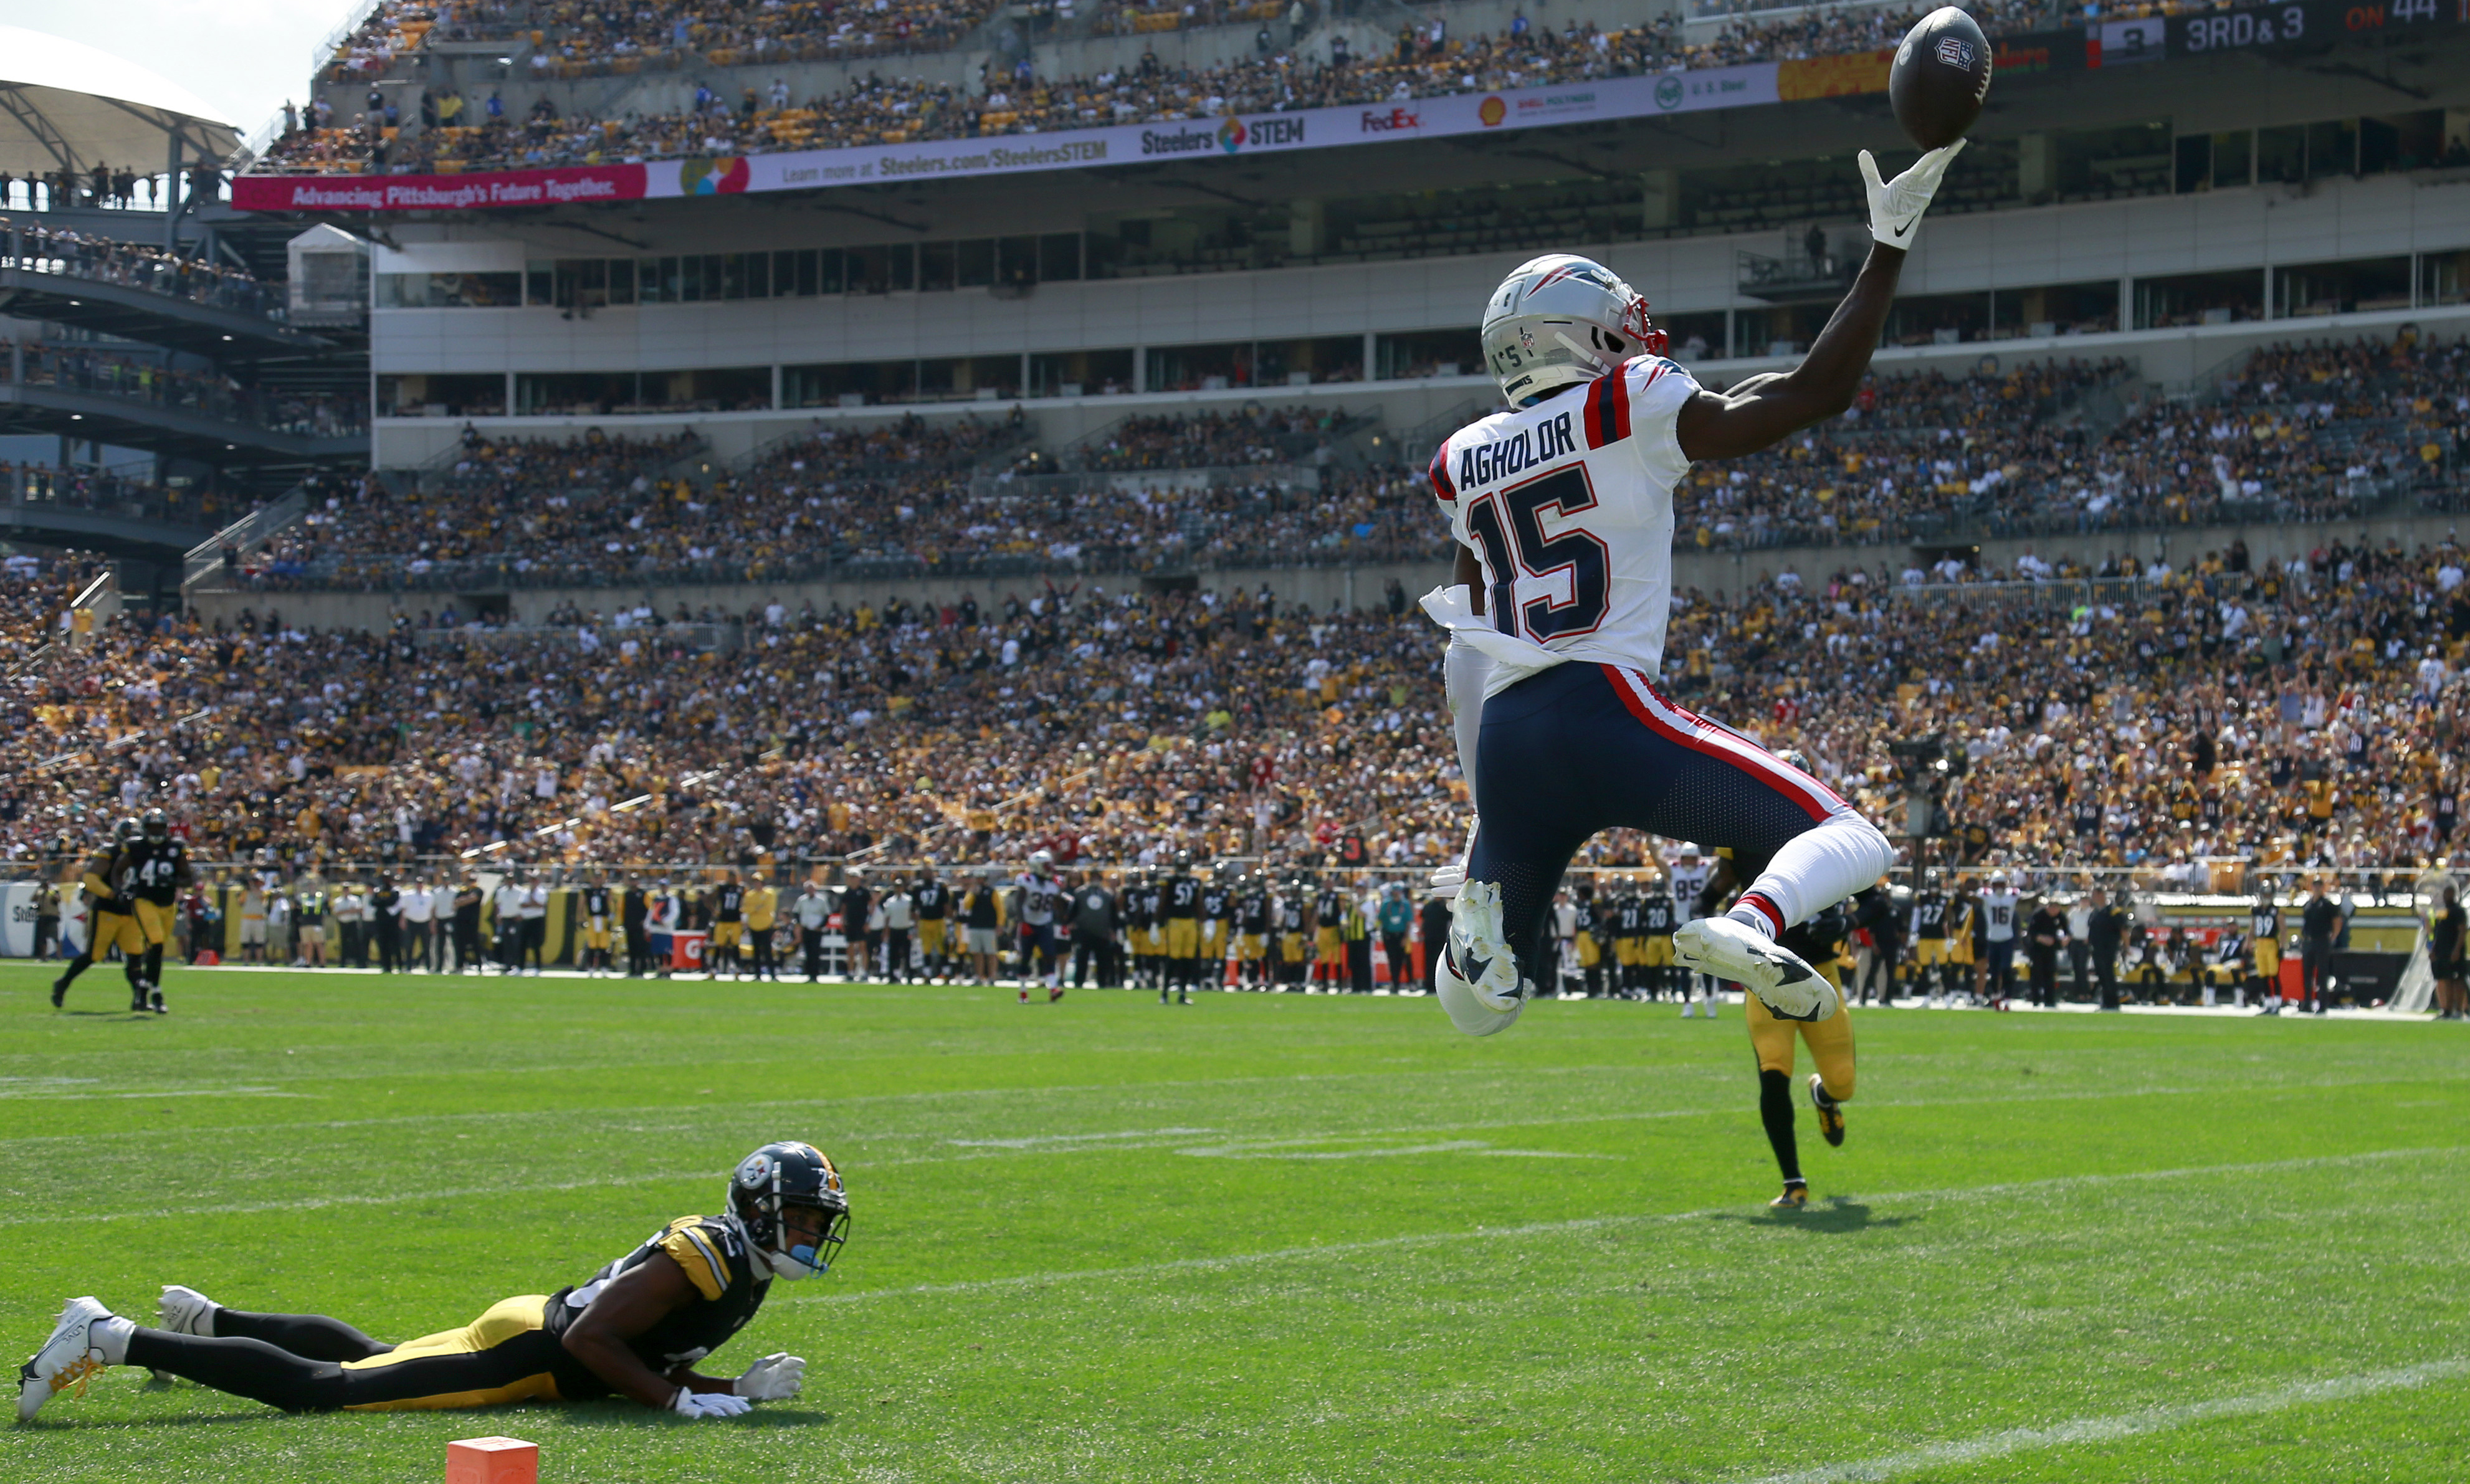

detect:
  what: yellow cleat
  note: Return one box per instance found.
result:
[1768,1183,1808,1211]
[1809,1073,1846,1148]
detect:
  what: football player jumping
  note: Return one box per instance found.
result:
[1424,142,1966,1037]
[17,1141,846,1422]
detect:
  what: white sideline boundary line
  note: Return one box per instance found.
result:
[1737,1358,2470,1484]
[792,1144,2465,1306]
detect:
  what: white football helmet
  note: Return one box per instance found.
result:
[1481,254,1669,406]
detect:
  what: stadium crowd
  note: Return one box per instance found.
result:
[0,221,276,317]
[262,0,2067,174]
[233,407,1439,591]
[1073,406,1338,471]
[7,497,2470,896]
[0,343,366,439]
[1682,335,2468,551]
[225,335,2470,587]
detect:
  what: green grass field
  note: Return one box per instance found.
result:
[2,964,2464,1482]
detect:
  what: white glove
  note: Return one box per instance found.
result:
[1859,140,1967,247]
[1429,813,1480,901]
[733,1352,806,1401]
[671,1387,755,1419]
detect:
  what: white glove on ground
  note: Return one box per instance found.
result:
[734,1352,806,1401]
[672,1387,755,1419]
[1859,140,1967,247]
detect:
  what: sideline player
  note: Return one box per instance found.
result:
[2248,885,2284,1014]
[913,863,950,984]
[1421,141,1965,1035]
[1312,873,1347,991]
[123,809,191,1012]
[1161,850,1202,1002]
[580,877,616,977]
[1198,862,1234,994]
[51,819,148,1013]
[18,1141,844,1421]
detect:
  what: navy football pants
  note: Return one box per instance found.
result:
[1468,661,1864,984]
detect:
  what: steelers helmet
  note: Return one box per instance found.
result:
[727,1141,849,1281]
[142,808,169,842]
[1481,254,1669,406]
[113,816,141,845]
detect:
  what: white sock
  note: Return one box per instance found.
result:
[1722,903,1778,940]
[93,1314,134,1366]
[1733,812,1896,933]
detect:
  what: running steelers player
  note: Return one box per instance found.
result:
[1423,141,1965,1036]
[19,1142,845,1422]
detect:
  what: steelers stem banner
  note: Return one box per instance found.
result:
[234,64,1783,214]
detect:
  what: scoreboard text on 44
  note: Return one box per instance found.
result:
[2178,0,2469,55]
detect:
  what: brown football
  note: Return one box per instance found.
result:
[1889,7,1993,151]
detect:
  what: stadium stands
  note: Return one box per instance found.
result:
[0,342,365,439]
[1684,335,2468,550]
[4,512,2464,883]
[221,335,2470,587]
[227,405,1441,591]
[260,0,2067,174]
[1,220,279,319]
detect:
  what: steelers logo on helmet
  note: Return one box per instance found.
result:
[1481,253,1669,407]
[725,1140,850,1282]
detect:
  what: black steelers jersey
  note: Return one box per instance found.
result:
[125,839,191,906]
[1237,890,1270,933]
[546,1215,769,1384]
[1641,894,1676,935]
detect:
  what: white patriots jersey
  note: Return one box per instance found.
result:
[1667,862,1713,913]
[1427,355,1698,695]
[1015,872,1062,925]
[1980,889,2021,942]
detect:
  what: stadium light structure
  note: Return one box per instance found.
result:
[0,24,239,249]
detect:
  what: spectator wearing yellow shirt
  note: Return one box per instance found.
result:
[743,875,780,981]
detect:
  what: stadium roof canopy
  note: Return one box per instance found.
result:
[0,24,237,178]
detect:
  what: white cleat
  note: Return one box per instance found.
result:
[150,1285,216,1382]
[155,1285,216,1338]
[1434,880,1527,1037]
[1674,917,1836,1022]
[17,1296,115,1422]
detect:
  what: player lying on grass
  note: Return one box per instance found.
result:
[17,1141,846,1423]
[1423,142,1967,1037]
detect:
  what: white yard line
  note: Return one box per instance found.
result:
[2,1064,2458,1148]
[1736,1358,2470,1484]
